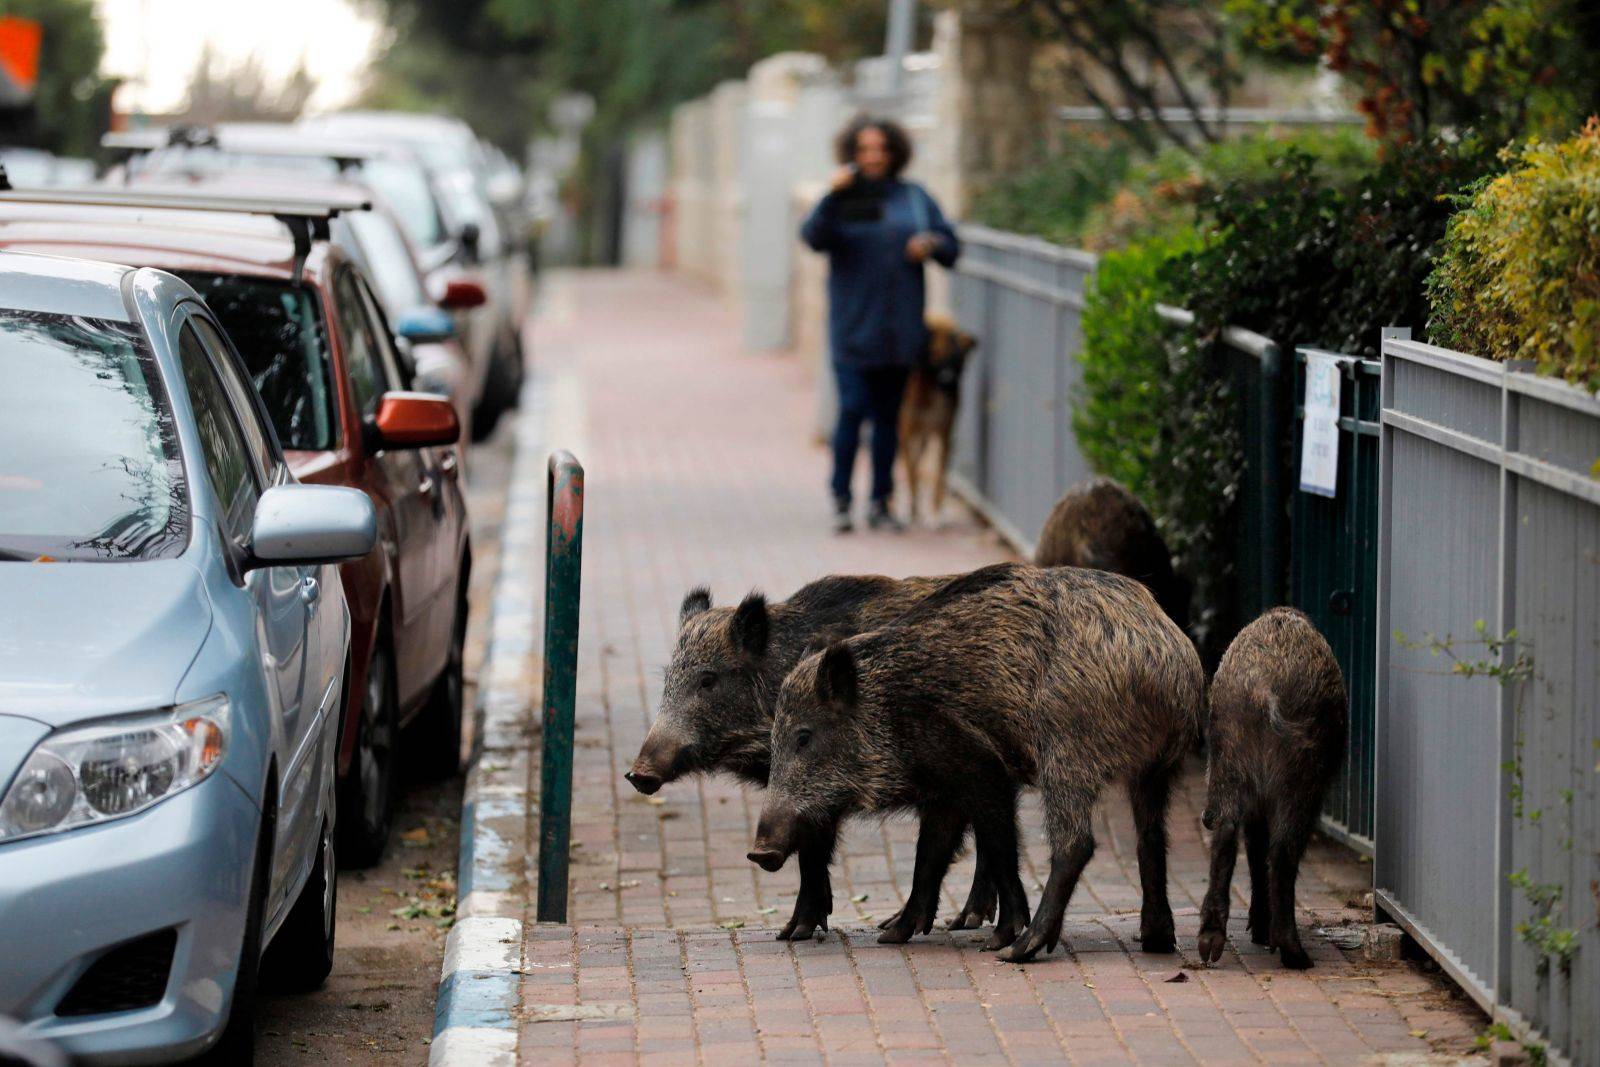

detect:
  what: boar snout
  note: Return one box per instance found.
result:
[624,769,662,795]
[627,728,688,794]
[749,807,800,872]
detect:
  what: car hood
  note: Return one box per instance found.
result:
[0,714,50,800]
[0,560,212,726]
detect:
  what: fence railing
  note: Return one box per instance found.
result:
[1375,338,1599,1063]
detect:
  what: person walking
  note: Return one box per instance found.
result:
[800,115,959,533]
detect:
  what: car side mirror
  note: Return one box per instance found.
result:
[249,484,376,569]
[437,277,487,311]
[372,391,460,450]
[394,306,458,344]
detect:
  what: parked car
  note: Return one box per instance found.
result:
[108,124,523,439]
[298,113,532,436]
[0,189,474,866]
[0,248,377,1063]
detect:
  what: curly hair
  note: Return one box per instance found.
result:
[834,115,913,177]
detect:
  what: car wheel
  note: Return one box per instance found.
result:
[415,584,468,780]
[470,331,522,442]
[339,638,398,868]
[198,808,271,1065]
[260,817,336,992]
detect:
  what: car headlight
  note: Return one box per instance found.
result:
[0,696,230,844]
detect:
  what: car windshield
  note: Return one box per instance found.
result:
[356,157,446,250]
[0,310,188,562]
[178,273,337,451]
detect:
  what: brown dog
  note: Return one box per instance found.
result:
[900,314,976,522]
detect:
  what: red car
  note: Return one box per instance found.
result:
[0,191,472,864]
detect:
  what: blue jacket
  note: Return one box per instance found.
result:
[800,179,960,369]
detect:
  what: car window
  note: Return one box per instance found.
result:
[177,322,260,542]
[0,310,189,562]
[340,210,429,314]
[353,275,410,388]
[357,157,446,249]
[177,272,336,451]
[334,269,394,419]
[189,314,276,480]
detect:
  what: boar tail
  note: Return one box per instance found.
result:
[1260,687,1311,746]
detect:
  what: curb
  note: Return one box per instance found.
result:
[430,381,552,1067]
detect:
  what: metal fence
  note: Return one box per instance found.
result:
[1375,336,1599,1064]
[1292,348,1383,850]
[949,225,1097,554]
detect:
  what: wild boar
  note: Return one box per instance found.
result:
[1034,478,1190,633]
[625,575,1001,940]
[750,562,1204,961]
[1197,607,1346,970]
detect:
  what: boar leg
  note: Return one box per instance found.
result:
[1268,811,1314,969]
[997,779,1098,963]
[931,428,952,520]
[901,430,925,521]
[970,801,1030,951]
[777,832,837,941]
[1129,762,1177,952]
[1197,818,1239,964]
[947,842,998,931]
[1244,817,1271,945]
[878,805,966,944]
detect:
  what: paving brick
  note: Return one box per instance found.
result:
[481,271,1486,1064]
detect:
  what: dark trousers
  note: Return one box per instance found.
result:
[831,363,909,505]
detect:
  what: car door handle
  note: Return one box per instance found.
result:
[300,576,320,610]
[440,452,459,477]
[419,475,436,498]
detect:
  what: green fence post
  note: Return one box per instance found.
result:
[1258,342,1287,608]
[537,450,584,922]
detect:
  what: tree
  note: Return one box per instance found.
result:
[1005,0,1252,155]
[1228,0,1598,144]
[0,0,114,157]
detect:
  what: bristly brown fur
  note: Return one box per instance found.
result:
[1197,607,1346,970]
[632,572,1006,941]
[760,561,1205,961]
[1034,478,1190,633]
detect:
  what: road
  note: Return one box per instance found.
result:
[254,417,516,1066]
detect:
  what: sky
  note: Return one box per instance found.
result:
[96,0,386,115]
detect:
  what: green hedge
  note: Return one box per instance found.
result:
[1428,118,1600,388]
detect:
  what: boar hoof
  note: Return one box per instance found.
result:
[996,926,1056,963]
[1277,939,1313,970]
[1138,919,1177,954]
[877,908,904,931]
[1196,928,1227,964]
[1247,911,1272,946]
[983,920,1023,951]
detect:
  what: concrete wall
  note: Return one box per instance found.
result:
[621,130,668,269]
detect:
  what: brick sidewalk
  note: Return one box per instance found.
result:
[484,271,1483,1065]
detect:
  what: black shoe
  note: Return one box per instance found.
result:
[833,499,854,534]
[867,501,903,532]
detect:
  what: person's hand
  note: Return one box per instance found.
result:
[829,165,857,193]
[906,233,938,263]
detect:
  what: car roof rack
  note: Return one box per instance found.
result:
[0,187,372,283]
[103,127,390,173]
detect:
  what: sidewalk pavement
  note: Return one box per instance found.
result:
[434,270,1485,1066]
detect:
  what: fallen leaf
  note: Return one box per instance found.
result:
[1410,1030,1429,1039]
[598,882,611,891]
[719,920,745,930]
[646,796,666,806]
[1164,972,1189,983]
[757,906,778,915]
[850,893,870,903]
[357,906,372,915]
[1084,982,1096,989]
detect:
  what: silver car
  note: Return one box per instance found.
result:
[0,250,376,1064]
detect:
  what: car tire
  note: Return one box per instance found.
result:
[339,637,398,868]
[260,817,336,992]
[469,330,522,442]
[197,807,271,1066]
[415,582,468,781]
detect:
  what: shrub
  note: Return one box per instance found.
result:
[966,138,1133,246]
[1076,226,1242,655]
[1428,117,1600,387]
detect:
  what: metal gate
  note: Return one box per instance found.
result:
[1291,348,1381,851]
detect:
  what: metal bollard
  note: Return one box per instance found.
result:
[537,450,584,922]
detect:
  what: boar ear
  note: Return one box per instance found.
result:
[679,587,712,629]
[815,643,858,708]
[960,332,977,356]
[730,592,769,657]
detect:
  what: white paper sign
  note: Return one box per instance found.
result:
[1299,353,1341,498]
